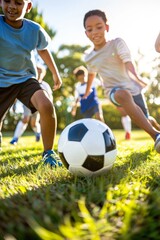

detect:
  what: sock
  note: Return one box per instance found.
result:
[13,120,28,138]
[32,122,41,135]
[121,116,131,133]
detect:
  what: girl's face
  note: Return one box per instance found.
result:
[0,0,32,28]
[85,15,109,50]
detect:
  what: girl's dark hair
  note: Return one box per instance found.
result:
[83,9,107,28]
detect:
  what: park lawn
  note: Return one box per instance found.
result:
[0,130,160,240]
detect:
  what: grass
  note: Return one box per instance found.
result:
[0,130,160,240]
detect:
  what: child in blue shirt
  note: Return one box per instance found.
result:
[0,0,62,167]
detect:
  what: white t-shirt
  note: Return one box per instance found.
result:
[84,38,142,96]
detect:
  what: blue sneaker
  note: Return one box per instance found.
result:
[154,134,160,153]
[35,133,41,142]
[10,137,18,145]
[42,150,63,167]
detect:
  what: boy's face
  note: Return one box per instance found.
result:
[76,74,86,83]
[85,15,109,50]
[0,0,32,28]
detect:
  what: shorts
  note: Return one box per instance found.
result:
[83,104,102,118]
[109,87,149,118]
[0,78,42,121]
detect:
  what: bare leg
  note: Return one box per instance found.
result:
[31,90,56,151]
[148,116,160,131]
[114,89,160,140]
[94,105,105,122]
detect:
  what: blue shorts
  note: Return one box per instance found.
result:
[82,104,101,118]
[109,87,149,118]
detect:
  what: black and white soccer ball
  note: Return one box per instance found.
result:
[58,119,117,176]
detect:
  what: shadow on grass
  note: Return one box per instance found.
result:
[0,147,160,239]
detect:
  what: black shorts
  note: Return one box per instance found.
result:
[0,78,42,121]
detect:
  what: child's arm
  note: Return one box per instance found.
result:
[155,32,160,53]
[38,49,62,91]
[83,73,96,98]
[125,61,147,88]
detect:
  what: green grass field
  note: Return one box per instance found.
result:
[0,130,160,240]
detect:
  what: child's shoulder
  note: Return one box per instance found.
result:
[110,37,125,44]
[23,18,41,30]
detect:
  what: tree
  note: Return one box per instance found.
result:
[27,5,56,38]
[46,44,90,98]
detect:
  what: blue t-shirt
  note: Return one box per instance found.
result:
[0,16,51,87]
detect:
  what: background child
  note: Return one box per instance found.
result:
[0,0,62,167]
[71,66,104,122]
[83,9,160,153]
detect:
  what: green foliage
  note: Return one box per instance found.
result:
[0,131,160,239]
[51,44,90,99]
[27,5,56,38]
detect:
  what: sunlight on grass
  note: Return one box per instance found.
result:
[0,130,160,239]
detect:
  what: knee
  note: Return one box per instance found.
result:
[40,100,55,116]
[115,90,132,104]
[22,116,30,124]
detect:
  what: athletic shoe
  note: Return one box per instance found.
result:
[42,150,63,167]
[35,133,41,142]
[10,137,18,145]
[125,132,131,140]
[154,134,160,153]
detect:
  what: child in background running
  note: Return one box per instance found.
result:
[71,65,104,122]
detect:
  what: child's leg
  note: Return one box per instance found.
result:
[117,107,132,138]
[31,90,56,151]
[94,105,105,122]
[148,116,160,131]
[13,120,28,138]
[30,113,41,141]
[114,89,160,140]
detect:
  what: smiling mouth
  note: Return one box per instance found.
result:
[8,11,16,17]
[93,37,101,42]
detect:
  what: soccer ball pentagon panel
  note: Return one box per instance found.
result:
[58,119,117,176]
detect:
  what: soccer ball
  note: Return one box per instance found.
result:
[58,119,117,176]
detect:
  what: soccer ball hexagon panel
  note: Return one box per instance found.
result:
[58,119,117,176]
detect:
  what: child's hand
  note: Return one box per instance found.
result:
[52,75,62,91]
[82,89,93,99]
